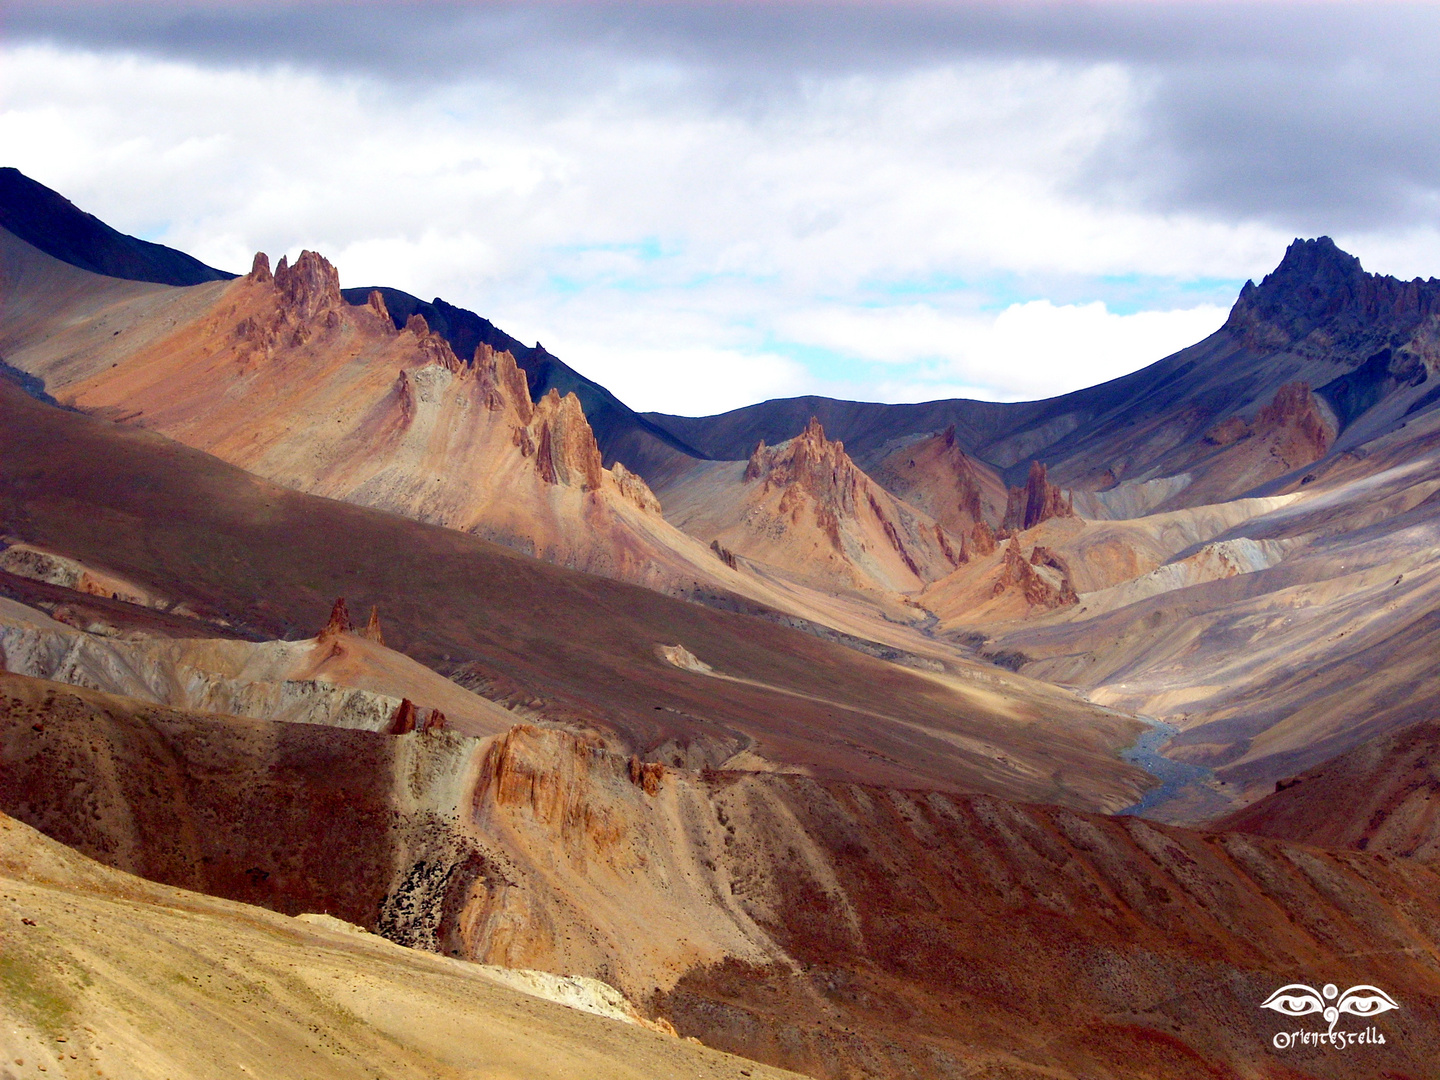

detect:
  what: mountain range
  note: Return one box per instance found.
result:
[2,166,1439,1079]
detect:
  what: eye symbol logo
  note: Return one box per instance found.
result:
[1261,983,1400,1034]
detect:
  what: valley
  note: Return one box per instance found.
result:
[1,167,1439,1079]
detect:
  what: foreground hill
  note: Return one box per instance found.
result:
[2,669,1436,1079]
[0,810,800,1080]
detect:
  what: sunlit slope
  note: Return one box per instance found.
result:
[0,812,802,1080]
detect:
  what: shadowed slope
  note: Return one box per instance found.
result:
[0,167,233,286]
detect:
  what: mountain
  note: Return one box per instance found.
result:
[0,166,233,286]
[647,237,1437,503]
[0,168,704,480]
[0,372,1152,807]
[339,284,709,483]
[0,230,762,603]
[657,418,963,596]
[1217,714,1440,863]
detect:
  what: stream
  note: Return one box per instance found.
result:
[1116,717,1216,817]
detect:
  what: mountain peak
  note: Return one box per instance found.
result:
[1224,236,1440,361]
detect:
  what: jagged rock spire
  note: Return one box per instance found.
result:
[318,597,352,640]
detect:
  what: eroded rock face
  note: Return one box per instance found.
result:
[744,418,861,515]
[10,696,1438,1080]
[319,597,353,640]
[274,250,342,323]
[531,389,604,491]
[1201,381,1335,473]
[1002,461,1075,534]
[732,417,955,589]
[871,424,1005,536]
[992,537,1078,609]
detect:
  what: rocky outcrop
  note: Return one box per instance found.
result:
[318,597,353,640]
[871,424,1005,536]
[531,389,604,491]
[992,537,1078,609]
[609,461,662,514]
[744,419,861,512]
[404,313,463,372]
[1001,461,1075,533]
[246,251,273,284]
[1224,236,1440,390]
[387,697,418,735]
[360,605,385,645]
[1201,381,1335,472]
[273,250,342,323]
[474,343,534,422]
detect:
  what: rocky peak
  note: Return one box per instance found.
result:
[404,313,462,372]
[743,417,863,516]
[274,250,342,322]
[531,388,604,491]
[246,252,273,284]
[365,289,392,326]
[1224,237,1440,366]
[474,343,534,423]
[318,597,352,640]
[1001,461,1074,533]
[359,605,385,646]
[992,537,1078,610]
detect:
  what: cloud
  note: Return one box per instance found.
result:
[2,6,1438,415]
[772,300,1230,402]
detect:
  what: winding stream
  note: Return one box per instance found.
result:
[1116,717,1216,817]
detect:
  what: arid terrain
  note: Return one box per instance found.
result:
[2,167,1439,1078]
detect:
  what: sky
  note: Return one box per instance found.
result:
[3,2,1440,416]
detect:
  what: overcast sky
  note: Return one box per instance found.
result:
[4,2,1440,415]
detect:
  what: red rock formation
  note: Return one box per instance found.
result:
[365,289,392,326]
[474,343,533,422]
[532,389,604,491]
[404,313,462,373]
[246,252,273,285]
[991,538,1078,609]
[387,698,417,735]
[421,708,447,734]
[1253,380,1334,464]
[273,250,341,323]
[318,597,352,640]
[1001,461,1075,533]
[628,755,665,796]
[1201,382,1334,469]
[710,539,738,570]
[934,522,960,566]
[970,520,997,557]
[360,605,385,646]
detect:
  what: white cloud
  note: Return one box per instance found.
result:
[0,41,1310,414]
[774,300,1230,401]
